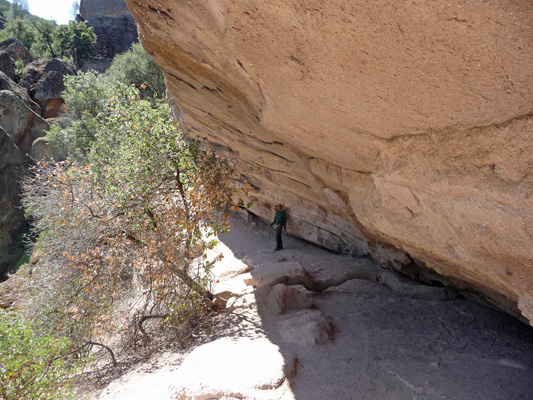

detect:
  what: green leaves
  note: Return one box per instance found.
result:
[0,17,96,63]
[106,42,166,99]
[23,71,249,360]
[55,21,96,66]
[0,310,72,400]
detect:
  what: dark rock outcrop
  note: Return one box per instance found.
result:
[0,127,25,277]
[0,72,45,154]
[125,0,533,324]
[0,51,15,80]
[79,0,138,71]
[19,58,76,119]
[0,38,34,65]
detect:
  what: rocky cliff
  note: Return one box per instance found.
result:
[79,0,137,70]
[124,0,533,324]
[0,40,74,278]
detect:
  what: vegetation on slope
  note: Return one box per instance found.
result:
[1,3,235,397]
[0,0,95,67]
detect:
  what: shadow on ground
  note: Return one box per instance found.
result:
[215,213,533,400]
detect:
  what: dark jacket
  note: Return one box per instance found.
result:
[272,209,287,229]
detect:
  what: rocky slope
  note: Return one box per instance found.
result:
[0,40,74,278]
[124,0,533,324]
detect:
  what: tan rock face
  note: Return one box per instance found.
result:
[124,0,533,324]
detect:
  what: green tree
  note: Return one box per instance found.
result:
[24,74,248,359]
[7,0,29,21]
[56,21,96,66]
[106,41,166,99]
[3,17,34,49]
[30,19,59,58]
[70,1,80,20]
[0,0,11,17]
[0,310,72,400]
[47,72,116,162]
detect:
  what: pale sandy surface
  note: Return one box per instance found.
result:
[93,214,533,400]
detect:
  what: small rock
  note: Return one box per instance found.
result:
[277,310,335,346]
[261,283,313,314]
[241,261,310,288]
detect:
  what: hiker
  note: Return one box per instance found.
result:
[269,203,287,251]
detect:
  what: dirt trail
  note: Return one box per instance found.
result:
[94,214,533,400]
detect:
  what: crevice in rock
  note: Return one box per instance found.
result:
[385,111,533,145]
[146,2,175,21]
[166,71,197,91]
[303,262,458,302]
[307,156,374,175]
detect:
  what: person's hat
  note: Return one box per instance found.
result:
[276,203,282,207]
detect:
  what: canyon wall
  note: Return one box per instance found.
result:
[79,0,137,70]
[124,0,532,324]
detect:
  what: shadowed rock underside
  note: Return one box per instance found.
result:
[124,0,533,324]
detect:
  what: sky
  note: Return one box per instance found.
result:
[12,0,75,25]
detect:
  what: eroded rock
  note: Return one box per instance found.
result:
[171,337,297,400]
[0,38,33,65]
[79,0,138,71]
[19,58,76,119]
[124,0,533,324]
[277,310,335,346]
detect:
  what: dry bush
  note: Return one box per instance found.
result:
[22,79,250,368]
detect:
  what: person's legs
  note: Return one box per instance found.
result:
[275,226,283,250]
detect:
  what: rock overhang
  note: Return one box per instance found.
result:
[124,0,533,325]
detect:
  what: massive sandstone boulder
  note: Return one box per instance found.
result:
[124,0,533,324]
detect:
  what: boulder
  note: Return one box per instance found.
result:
[30,136,66,162]
[0,262,31,308]
[0,72,46,154]
[171,337,297,399]
[0,71,39,110]
[19,58,76,118]
[124,0,533,324]
[241,261,311,288]
[0,90,33,144]
[0,51,15,80]
[0,38,33,64]
[0,127,25,277]
[277,310,335,346]
[79,0,138,70]
[261,283,313,315]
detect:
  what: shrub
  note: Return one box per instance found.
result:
[24,75,249,360]
[106,42,166,99]
[0,310,72,400]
